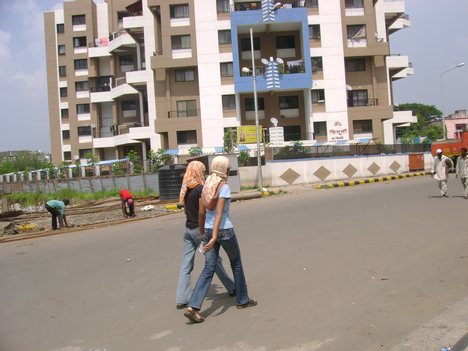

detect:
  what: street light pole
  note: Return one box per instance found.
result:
[249,26,264,195]
[439,62,464,138]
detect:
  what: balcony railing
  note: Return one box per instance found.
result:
[348,98,379,107]
[89,76,113,92]
[168,109,199,118]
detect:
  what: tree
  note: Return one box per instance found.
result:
[394,103,443,143]
[0,151,50,174]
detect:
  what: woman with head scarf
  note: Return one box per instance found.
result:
[176,161,235,310]
[184,156,257,323]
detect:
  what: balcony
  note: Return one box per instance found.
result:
[389,13,411,34]
[110,77,138,99]
[88,38,111,57]
[108,30,136,52]
[89,76,113,103]
[386,55,414,80]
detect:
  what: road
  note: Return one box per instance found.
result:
[1,176,468,351]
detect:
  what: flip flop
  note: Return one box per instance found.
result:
[184,309,204,323]
[237,298,258,309]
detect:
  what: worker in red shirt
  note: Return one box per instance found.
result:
[119,189,135,217]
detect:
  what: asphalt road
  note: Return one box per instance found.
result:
[1,176,468,351]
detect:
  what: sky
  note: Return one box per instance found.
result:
[0,0,467,153]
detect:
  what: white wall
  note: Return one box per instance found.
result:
[239,153,432,187]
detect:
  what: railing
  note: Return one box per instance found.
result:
[281,61,306,74]
[168,109,199,118]
[271,143,431,160]
[348,98,379,107]
[89,76,113,92]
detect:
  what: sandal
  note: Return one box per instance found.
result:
[184,307,205,323]
[176,303,187,310]
[237,298,258,309]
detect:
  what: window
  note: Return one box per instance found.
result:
[171,35,191,50]
[311,57,323,72]
[279,96,299,109]
[217,0,230,13]
[276,36,295,49]
[75,81,89,92]
[218,30,231,45]
[245,98,264,111]
[72,15,86,25]
[347,25,366,39]
[309,25,321,40]
[240,37,260,51]
[63,151,71,161]
[57,23,64,34]
[177,130,197,144]
[353,119,373,134]
[60,87,68,98]
[311,89,325,104]
[170,4,189,18]
[122,100,137,111]
[177,100,197,117]
[58,45,65,55]
[345,0,364,8]
[74,59,88,70]
[61,109,69,119]
[76,104,90,114]
[73,37,87,48]
[222,95,236,110]
[59,65,67,77]
[79,148,92,158]
[119,55,134,66]
[175,69,195,82]
[345,58,366,72]
[348,90,368,107]
[284,126,301,141]
[62,130,70,140]
[314,122,327,137]
[77,126,92,136]
[220,62,233,77]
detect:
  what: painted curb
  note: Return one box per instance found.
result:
[313,172,428,190]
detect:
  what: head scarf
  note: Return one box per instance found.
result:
[179,161,206,203]
[201,156,230,210]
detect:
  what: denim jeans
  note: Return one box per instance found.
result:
[176,227,235,305]
[188,228,250,310]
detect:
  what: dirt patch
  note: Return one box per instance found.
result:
[1,197,181,239]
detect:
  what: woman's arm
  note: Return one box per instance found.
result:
[198,199,206,236]
[203,197,225,252]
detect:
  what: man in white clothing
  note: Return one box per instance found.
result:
[455,147,468,199]
[431,148,454,197]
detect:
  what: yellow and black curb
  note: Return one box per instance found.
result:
[313,171,428,190]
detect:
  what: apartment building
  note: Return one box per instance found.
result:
[44,0,415,164]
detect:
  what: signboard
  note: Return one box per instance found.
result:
[237,125,263,144]
[328,121,348,141]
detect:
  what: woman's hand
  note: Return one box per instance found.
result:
[203,238,216,252]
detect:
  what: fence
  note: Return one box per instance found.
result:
[269,143,431,161]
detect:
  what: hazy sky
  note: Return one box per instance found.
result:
[0,0,467,153]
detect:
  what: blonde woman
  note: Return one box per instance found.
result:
[184,156,256,323]
[176,161,235,309]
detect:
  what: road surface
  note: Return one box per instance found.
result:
[1,176,467,351]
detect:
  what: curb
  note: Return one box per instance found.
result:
[313,172,428,190]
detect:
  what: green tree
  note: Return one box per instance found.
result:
[126,150,144,174]
[394,103,443,143]
[0,151,50,174]
[148,149,173,172]
[223,128,237,153]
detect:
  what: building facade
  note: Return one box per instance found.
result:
[44,0,415,164]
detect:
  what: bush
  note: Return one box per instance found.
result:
[238,151,250,167]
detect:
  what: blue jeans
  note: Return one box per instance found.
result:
[176,227,235,305]
[188,228,250,310]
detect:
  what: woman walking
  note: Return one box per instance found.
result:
[176,161,235,309]
[184,156,256,323]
